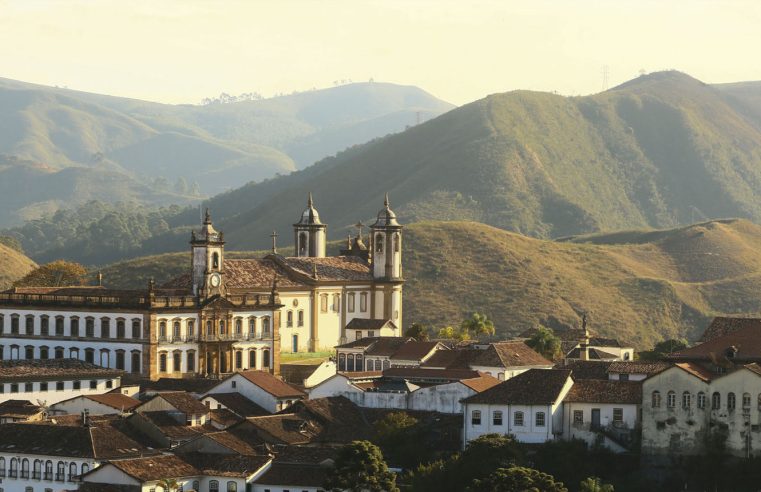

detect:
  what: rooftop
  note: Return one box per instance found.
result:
[205,392,270,417]
[564,380,642,404]
[0,359,121,381]
[700,316,761,343]
[236,371,306,399]
[253,462,330,487]
[607,360,671,375]
[671,325,761,362]
[344,318,397,331]
[470,341,553,368]
[78,393,141,411]
[463,369,572,405]
[146,392,209,416]
[107,454,199,482]
[389,341,442,361]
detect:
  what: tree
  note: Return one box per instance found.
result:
[437,325,470,341]
[467,466,567,492]
[324,440,399,492]
[526,326,563,360]
[13,261,88,288]
[580,477,614,492]
[653,338,688,356]
[461,312,495,338]
[404,323,429,341]
[374,412,428,467]
[156,478,179,492]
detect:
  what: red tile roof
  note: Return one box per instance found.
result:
[607,361,671,375]
[460,374,502,393]
[674,362,716,382]
[470,341,553,368]
[700,317,761,342]
[0,359,121,381]
[83,393,140,411]
[389,341,442,361]
[564,380,642,404]
[107,454,199,481]
[670,325,761,362]
[282,256,372,281]
[237,371,306,398]
[463,369,572,405]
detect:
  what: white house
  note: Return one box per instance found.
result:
[134,391,211,426]
[50,392,141,416]
[202,370,306,413]
[462,369,573,446]
[0,358,122,406]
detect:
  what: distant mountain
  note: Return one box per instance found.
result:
[96,218,761,349]
[149,71,761,252]
[0,77,453,226]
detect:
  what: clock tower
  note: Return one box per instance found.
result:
[191,209,226,298]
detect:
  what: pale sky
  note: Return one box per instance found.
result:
[1,0,760,106]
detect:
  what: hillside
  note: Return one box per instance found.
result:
[0,77,453,227]
[137,71,761,252]
[0,243,36,290]
[97,218,761,349]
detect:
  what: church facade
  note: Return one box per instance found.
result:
[0,195,403,380]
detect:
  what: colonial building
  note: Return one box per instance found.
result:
[0,195,404,380]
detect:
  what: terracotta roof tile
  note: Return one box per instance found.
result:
[282,256,372,282]
[557,360,612,380]
[464,369,572,405]
[237,371,306,398]
[674,362,715,382]
[226,259,305,289]
[470,341,553,368]
[149,392,209,415]
[206,392,270,417]
[204,430,264,455]
[700,317,761,342]
[108,454,199,481]
[85,393,141,411]
[607,361,671,375]
[459,374,502,393]
[564,380,642,404]
[671,325,761,362]
[254,463,330,487]
[389,341,442,361]
[0,359,121,381]
[181,452,271,478]
[566,347,619,360]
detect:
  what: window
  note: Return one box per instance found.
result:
[33,459,41,479]
[332,293,340,312]
[667,391,676,408]
[56,381,64,391]
[209,480,219,492]
[375,233,384,253]
[73,381,81,390]
[101,318,110,338]
[471,410,481,425]
[159,321,167,340]
[712,392,721,410]
[287,311,293,327]
[249,349,257,369]
[56,461,65,481]
[115,350,125,370]
[10,383,17,393]
[0,314,3,334]
[514,411,524,426]
[320,294,328,312]
[263,349,271,368]
[24,345,33,359]
[9,458,18,478]
[173,351,181,371]
[234,318,242,335]
[173,321,180,340]
[25,382,33,392]
[84,348,94,364]
[535,412,546,427]
[159,353,167,372]
[348,293,356,312]
[573,410,583,424]
[187,351,195,372]
[117,319,126,339]
[193,481,200,492]
[360,292,368,312]
[697,392,706,409]
[106,380,113,389]
[728,392,736,410]
[55,316,64,335]
[232,381,237,389]
[619,373,629,382]
[40,315,48,335]
[743,392,751,409]
[132,351,141,373]
[132,319,141,339]
[90,380,97,389]
[219,320,226,335]
[613,408,624,423]
[21,459,29,479]
[68,462,77,482]
[682,392,691,409]
[44,460,53,480]
[368,330,375,338]
[0,457,5,477]
[236,350,243,369]
[10,315,19,334]
[40,346,49,359]
[85,317,94,337]
[249,318,256,336]
[493,410,503,426]
[212,252,219,269]
[81,463,89,475]
[70,347,79,359]
[25,315,34,334]
[298,310,304,327]
[70,317,79,337]
[227,481,237,492]
[262,317,270,335]
[356,331,362,340]
[40,382,48,392]
[54,347,63,359]
[206,320,213,335]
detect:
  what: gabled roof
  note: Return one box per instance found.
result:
[76,393,141,411]
[344,318,397,331]
[463,369,572,405]
[459,374,502,393]
[335,336,412,356]
[564,380,642,404]
[557,360,612,380]
[144,392,209,415]
[700,317,761,342]
[202,430,264,455]
[181,452,271,478]
[132,411,209,440]
[205,392,269,417]
[0,399,43,419]
[607,361,671,376]
[253,463,330,487]
[566,347,619,360]
[673,362,715,382]
[670,325,761,361]
[389,341,442,361]
[106,454,199,482]
[470,341,553,368]
[237,371,306,399]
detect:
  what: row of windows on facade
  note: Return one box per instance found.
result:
[338,353,387,372]
[157,349,271,373]
[0,378,113,394]
[0,457,87,483]
[471,410,546,427]
[0,344,141,372]
[651,390,761,411]
[0,314,141,339]
[157,317,271,341]
[320,292,369,314]
[148,480,241,492]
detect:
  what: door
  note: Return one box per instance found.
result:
[292,334,299,353]
[591,408,601,429]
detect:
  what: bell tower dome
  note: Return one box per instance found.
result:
[293,193,327,258]
[191,209,226,297]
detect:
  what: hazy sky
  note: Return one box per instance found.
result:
[1,0,760,106]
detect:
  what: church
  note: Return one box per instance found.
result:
[0,195,404,380]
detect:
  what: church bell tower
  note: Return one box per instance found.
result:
[191,209,226,298]
[293,193,327,258]
[370,193,402,280]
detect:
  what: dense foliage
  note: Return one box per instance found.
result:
[526,326,563,360]
[323,440,398,492]
[13,260,87,287]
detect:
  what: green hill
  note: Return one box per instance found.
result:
[155,71,761,252]
[0,242,36,290]
[96,218,761,350]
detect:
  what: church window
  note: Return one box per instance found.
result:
[332,294,340,312]
[299,232,307,255]
[697,392,706,409]
[320,294,328,313]
[173,351,182,372]
[360,293,368,312]
[743,393,751,409]
[728,392,736,410]
[298,310,304,327]
[249,350,256,368]
[712,392,721,409]
[219,320,226,335]
[84,348,94,364]
[25,315,33,334]
[236,350,243,369]
[115,350,125,370]
[70,317,79,337]
[375,234,384,253]
[263,349,271,368]
[514,411,524,426]
[682,392,691,409]
[40,346,49,359]
[235,318,242,335]
[652,391,661,408]
[101,318,110,338]
[116,319,125,339]
[132,319,141,339]
[159,353,167,372]
[55,316,64,336]
[159,321,167,340]
[85,317,94,337]
[212,252,219,269]
[131,351,141,373]
[186,320,194,339]
[262,317,270,335]
[206,320,213,336]
[471,410,481,425]
[493,411,503,426]
[24,345,33,359]
[393,233,400,253]
[667,391,676,408]
[187,350,195,372]
[535,412,546,427]
[287,311,293,327]
[54,347,63,359]
[348,293,356,312]
[173,321,181,340]
[10,315,19,334]
[249,318,256,336]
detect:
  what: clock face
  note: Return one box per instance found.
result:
[210,273,221,287]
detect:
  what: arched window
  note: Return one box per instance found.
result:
[249,349,256,369]
[262,317,270,335]
[0,457,5,477]
[471,410,481,425]
[131,351,141,373]
[68,462,77,481]
[193,481,200,491]
[248,318,256,336]
[57,461,65,481]
[338,353,346,371]
[21,458,29,479]
[227,481,237,492]
[132,319,141,339]
[212,252,219,269]
[514,411,524,426]
[712,392,721,409]
[347,354,355,372]
[173,351,181,372]
[173,321,181,340]
[393,233,400,252]
[262,349,271,368]
[33,459,41,480]
[375,233,384,253]
[159,353,167,372]
[219,320,226,335]
[651,391,661,408]
[299,232,307,254]
[187,350,195,372]
[206,320,213,335]
[159,321,167,340]
[235,350,242,369]
[44,460,53,480]
[728,392,736,410]
[116,319,125,339]
[535,412,546,426]
[187,320,194,339]
[682,391,691,408]
[743,392,751,409]
[667,391,676,408]
[366,359,373,371]
[383,359,390,369]
[9,458,18,478]
[39,345,49,359]
[235,318,242,334]
[287,311,293,327]
[209,480,219,492]
[320,293,328,313]
[697,392,706,409]
[81,463,89,476]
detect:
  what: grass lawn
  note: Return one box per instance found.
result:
[280,351,333,364]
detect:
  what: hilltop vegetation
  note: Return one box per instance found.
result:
[0,242,36,290]
[97,218,761,349]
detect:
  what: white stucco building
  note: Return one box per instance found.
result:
[202,369,306,413]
